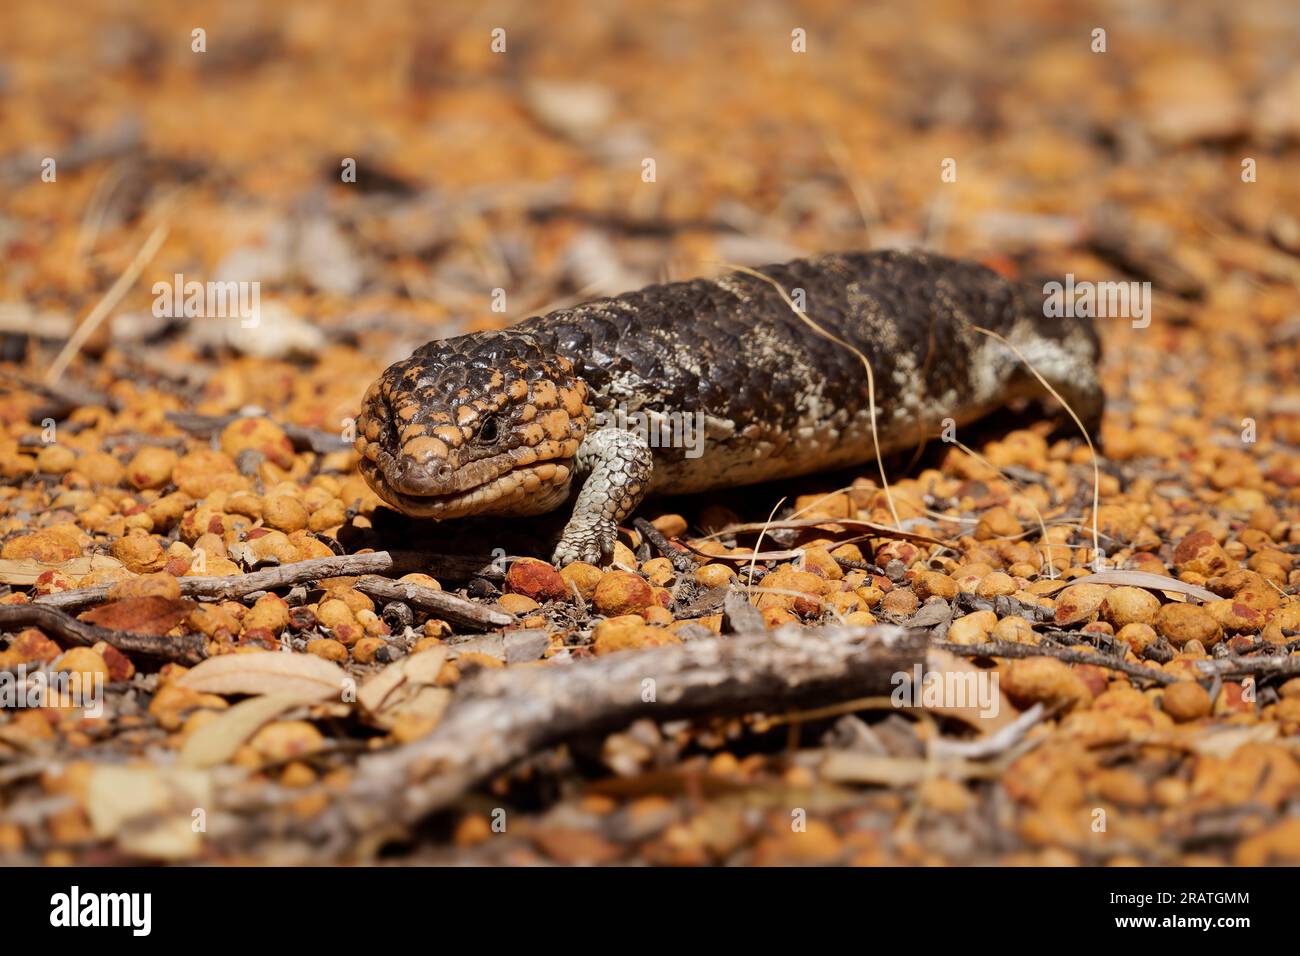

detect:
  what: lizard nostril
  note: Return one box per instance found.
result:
[436,463,452,481]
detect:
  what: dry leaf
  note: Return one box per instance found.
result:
[929,703,1046,760]
[177,650,346,701]
[79,596,195,635]
[356,661,406,714]
[399,645,448,684]
[358,646,450,730]
[1188,723,1279,758]
[358,645,446,713]
[86,764,211,838]
[917,648,1018,733]
[180,693,305,768]
[819,751,992,785]
[86,765,210,861]
[390,686,452,726]
[0,555,123,586]
[1042,571,1220,603]
[118,813,205,861]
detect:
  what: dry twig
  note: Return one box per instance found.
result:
[0,604,206,664]
[32,551,503,611]
[212,623,927,856]
[354,575,512,630]
[933,639,1177,686]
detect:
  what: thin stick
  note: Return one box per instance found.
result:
[707,517,946,547]
[818,126,879,242]
[747,496,786,600]
[45,220,171,384]
[165,411,351,454]
[32,551,505,611]
[670,537,808,564]
[933,639,1176,686]
[0,604,206,664]
[726,263,902,528]
[970,325,1102,571]
[952,438,1056,579]
[1195,655,1300,680]
[74,162,129,263]
[630,517,696,573]
[762,694,898,727]
[354,575,512,630]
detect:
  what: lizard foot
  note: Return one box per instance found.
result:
[551,427,653,567]
[552,517,617,567]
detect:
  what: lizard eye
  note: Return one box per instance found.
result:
[477,415,501,444]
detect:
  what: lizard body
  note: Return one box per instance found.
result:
[355,250,1102,564]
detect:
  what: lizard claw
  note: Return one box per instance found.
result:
[552,519,616,567]
[551,428,653,567]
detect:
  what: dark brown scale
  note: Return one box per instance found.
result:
[359,250,1102,516]
[515,250,1100,461]
[363,330,584,463]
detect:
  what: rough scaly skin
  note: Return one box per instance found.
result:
[355,250,1103,565]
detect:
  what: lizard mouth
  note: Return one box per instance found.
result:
[359,455,573,519]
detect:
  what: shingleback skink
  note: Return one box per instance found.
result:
[354,250,1102,564]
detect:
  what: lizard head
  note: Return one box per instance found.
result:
[354,330,594,518]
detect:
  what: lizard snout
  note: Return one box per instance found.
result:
[387,456,456,496]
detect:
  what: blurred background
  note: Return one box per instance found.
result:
[3,1,1298,379]
[2,0,1300,868]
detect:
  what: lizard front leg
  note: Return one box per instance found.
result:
[552,428,654,566]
